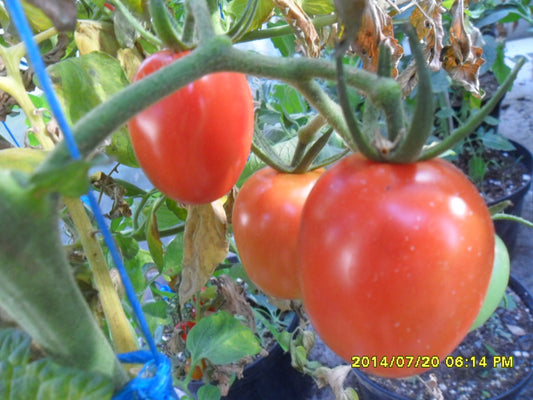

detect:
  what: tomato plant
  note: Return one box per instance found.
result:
[233,167,323,299]
[298,154,495,378]
[128,50,254,205]
[470,235,510,331]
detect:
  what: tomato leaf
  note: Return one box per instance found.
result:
[197,384,221,400]
[186,311,261,365]
[0,328,114,400]
[47,51,139,167]
[227,0,274,31]
[163,232,184,277]
[146,211,165,272]
[30,159,91,198]
[105,128,140,168]
[179,201,229,306]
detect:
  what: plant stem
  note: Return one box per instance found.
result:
[420,56,527,161]
[187,0,217,41]
[64,198,139,355]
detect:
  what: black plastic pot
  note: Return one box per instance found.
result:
[188,312,315,400]
[353,275,533,400]
[488,140,533,255]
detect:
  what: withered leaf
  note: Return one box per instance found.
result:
[179,201,229,306]
[440,0,485,96]
[409,0,445,72]
[274,0,321,58]
[351,1,403,77]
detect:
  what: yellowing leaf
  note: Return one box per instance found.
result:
[179,201,229,306]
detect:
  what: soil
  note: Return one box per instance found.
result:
[451,144,531,204]
[359,285,533,400]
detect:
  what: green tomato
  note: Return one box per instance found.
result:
[470,235,510,331]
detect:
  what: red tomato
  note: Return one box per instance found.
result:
[128,50,254,204]
[233,167,323,299]
[298,154,494,378]
[175,321,196,342]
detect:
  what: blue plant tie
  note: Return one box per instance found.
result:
[4,1,179,398]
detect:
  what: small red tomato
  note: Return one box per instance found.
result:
[128,50,254,204]
[233,167,323,299]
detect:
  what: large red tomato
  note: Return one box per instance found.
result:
[233,167,323,299]
[298,154,495,378]
[128,50,254,204]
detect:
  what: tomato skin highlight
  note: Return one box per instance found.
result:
[128,50,254,204]
[233,167,323,299]
[298,155,495,378]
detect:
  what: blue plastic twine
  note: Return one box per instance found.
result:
[1,120,21,147]
[4,2,178,399]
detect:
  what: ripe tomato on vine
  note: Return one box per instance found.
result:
[128,50,254,205]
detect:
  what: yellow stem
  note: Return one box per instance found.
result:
[63,197,139,354]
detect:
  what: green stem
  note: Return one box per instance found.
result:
[389,26,434,163]
[187,0,217,41]
[492,213,533,229]
[335,54,381,159]
[294,79,353,149]
[238,14,337,43]
[149,0,188,51]
[420,56,526,161]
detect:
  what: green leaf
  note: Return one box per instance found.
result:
[481,133,516,151]
[115,233,140,260]
[0,328,114,400]
[47,52,130,125]
[146,211,165,272]
[272,85,307,115]
[105,128,139,168]
[468,155,486,183]
[227,0,274,31]
[197,384,221,400]
[302,0,335,15]
[163,233,184,277]
[30,159,91,198]
[187,311,261,365]
[492,43,512,85]
[0,329,31,366]
[47,52,138,168]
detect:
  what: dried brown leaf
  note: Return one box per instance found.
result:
[216,275,256,331]
[440,0,485,96]
[179,201,229,306]
[410,0,445,72]
[274,0,321,57]
[351,1,403,76]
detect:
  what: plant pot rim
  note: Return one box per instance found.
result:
[353,274,533,400]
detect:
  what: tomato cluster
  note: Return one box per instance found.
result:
[234,155,495,378]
